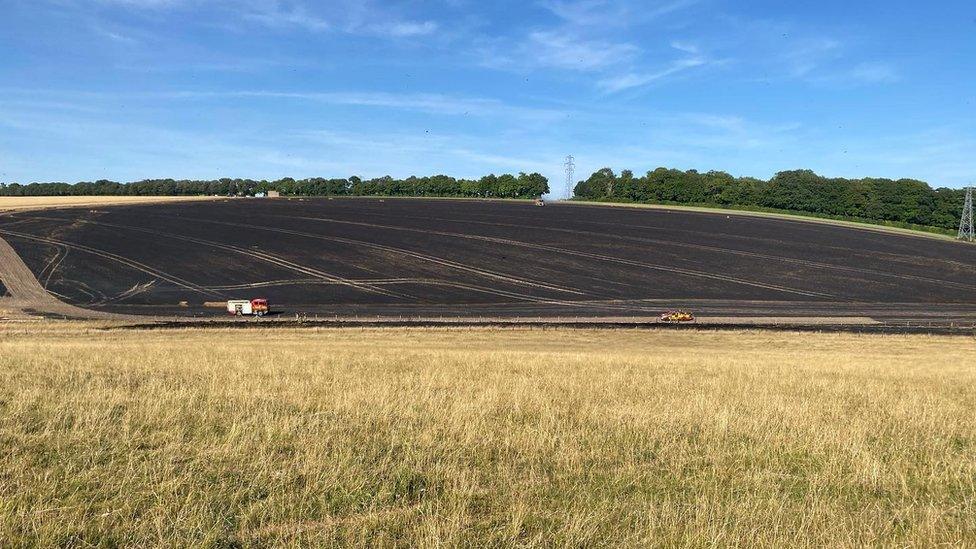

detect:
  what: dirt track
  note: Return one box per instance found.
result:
[1,198,974,327]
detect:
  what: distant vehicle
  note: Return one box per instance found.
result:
[535,198,546,206]
[227,298,270,317]
[660,310,695,323]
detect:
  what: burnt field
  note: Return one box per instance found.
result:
[1,198,975,324]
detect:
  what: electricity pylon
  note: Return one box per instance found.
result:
[564,155,575,200]
[958,186,974,242]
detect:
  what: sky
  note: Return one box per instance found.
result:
[1,0,974,196]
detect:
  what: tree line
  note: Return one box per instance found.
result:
[0,173,550,200]
[574,168,965,232]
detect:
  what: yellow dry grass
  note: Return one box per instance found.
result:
[0,195,220,211]
[0,325,974,546]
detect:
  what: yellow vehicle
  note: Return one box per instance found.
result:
[660,310,695,323]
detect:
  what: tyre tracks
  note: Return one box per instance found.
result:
[127,213,587,298]
[387,213,976,292]
[537,211,976,272]
[13,216,406,300]
[204,277,582,304]
[276,215,835,299]
[0,233,132,319]
[39,245,69,289]
[0,228,223,299]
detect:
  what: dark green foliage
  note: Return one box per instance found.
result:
[572,167,965,232]
[0,173,550,201]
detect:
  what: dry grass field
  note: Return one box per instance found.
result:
[1,325,974,546]
[0,196,219,211]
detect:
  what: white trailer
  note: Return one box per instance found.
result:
[227,299,253,316]
[227,299,270,316]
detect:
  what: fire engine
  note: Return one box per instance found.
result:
[227,299,270,317]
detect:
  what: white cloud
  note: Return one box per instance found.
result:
[167,90,566,120]
[665,112,802,150]
[714,19,900,88]
[540,0,698,26]
[525,31,639,71]
[479,0,702,90]
[380,20,438,37]
[680,113,747,130]
[96,28,137,43]
[783,38,843,78]
[242,1,329,32]
[540,0,624,25]
[93,0,182,7]
[848,63,899,84]
[598,57,706,92]
[0,87,566,122]
[670,41,699,54]
[114,57,314,73]
[298,129,553,173]
[90,0,440,39]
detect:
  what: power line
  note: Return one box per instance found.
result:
[564,155,575,200]
[959,186,974,241]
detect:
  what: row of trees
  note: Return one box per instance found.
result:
[574,168,965,231]
[0,173,550,200]
[2,166,964,231]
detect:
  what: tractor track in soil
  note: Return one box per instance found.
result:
[0,234,134,320]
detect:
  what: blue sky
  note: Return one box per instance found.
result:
[1,0,974,195]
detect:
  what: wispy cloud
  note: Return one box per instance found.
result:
[670,112,802,149]
[716,18,899,87]
[597,41,710,92]
[167,90,567,120]
[540,0,698,27]
[525,31,639,71]
[795,60,901,86]
[669,41,699,55]
[783,37,843,78]
[242,1,329,32]
[481,0,702,90]
[299,129,554,173]
[0,101,565,182]
[847,62,899,84]
[377,20,438,37]
[540,0,629,26]
[94,27,138,44]
[93,0,183,8]
[792,53,901,86]
[0,87,566,122]
[598,57,705,92]
[88,0,438,39]
[114,57,316,73]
